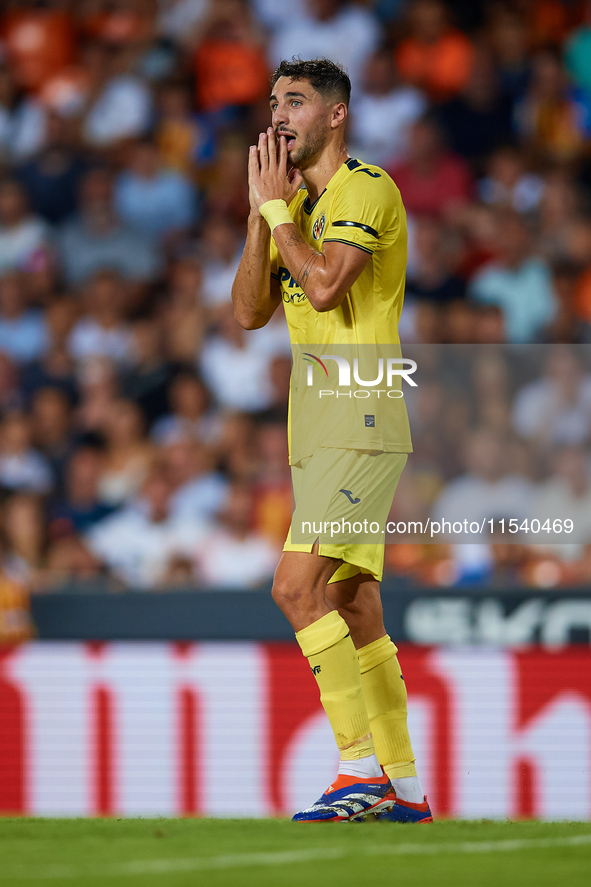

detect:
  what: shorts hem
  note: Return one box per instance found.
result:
[282,539,383,582]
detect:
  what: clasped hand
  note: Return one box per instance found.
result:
[249,128,303,214]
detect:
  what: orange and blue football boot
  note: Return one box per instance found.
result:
[376,795,433,823]
[292,770,397,822]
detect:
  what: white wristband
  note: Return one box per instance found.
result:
[260,199,293,232]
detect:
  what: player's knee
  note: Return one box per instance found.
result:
[271,574,298,610]
[271,573,319,615]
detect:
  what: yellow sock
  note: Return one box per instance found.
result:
[296,611,374,761]
[358,635,417,779]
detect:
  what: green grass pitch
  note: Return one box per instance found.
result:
[1,819,590,887]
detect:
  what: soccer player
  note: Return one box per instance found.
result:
[231,58,431,823]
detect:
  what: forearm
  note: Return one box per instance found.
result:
[271,222,338,312]
[232,215,276,329]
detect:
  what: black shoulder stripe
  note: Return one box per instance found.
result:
[323,238,374,255]
[332,220,378,238]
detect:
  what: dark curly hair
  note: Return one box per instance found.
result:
[271,58,351,107]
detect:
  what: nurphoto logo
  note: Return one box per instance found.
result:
[303,352,417,398]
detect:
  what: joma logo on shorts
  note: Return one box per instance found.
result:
[311,665,322,675]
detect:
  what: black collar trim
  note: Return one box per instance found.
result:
[303,189,326,215]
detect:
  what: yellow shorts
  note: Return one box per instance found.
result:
[283,448,408,584]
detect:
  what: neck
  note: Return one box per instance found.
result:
[300,140,349,204]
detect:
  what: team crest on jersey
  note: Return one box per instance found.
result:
[313,213,326,240]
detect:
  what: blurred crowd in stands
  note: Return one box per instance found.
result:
[0,0,591,601]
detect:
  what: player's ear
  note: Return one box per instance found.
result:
[330,102,347,130]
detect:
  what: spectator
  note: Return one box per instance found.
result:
[431,427,534,536]
[164,437,228,522]
[122,317,172,426]
[0,2,75,95]
[439,300,478,344]
[154,79,216,175]
[199,216,242,308]
[252,422,292,547]
[43,533,109,592]
[159,256,207,362]
[158,0,211,46]
[78,0,155,50]
[405,217,466,306]
[236,293,290,365]
[404,377,465,482]
[436,50,514,168]
[251,0,306,32]
[387,116,473,219]
[512,347,591,448]
[565,1,591,102]
[469,211,557,342]
[484,536,534,590]
[524,0,573,51]
[254,353,291,424]
[20,298,78,404]
[3,493,47,587]
[0,412,53,495]
[514,49,591,162]
[348,48,427,167]
[199,303,279,412]
[114,139,198,242]
[563,216,591,267]
[51,445,115,535]
[0,271,49,364]
[15,112,88,225]
[86,469,209,588]
[216,412,258,478]
[472,352,511,432]
[575,274,591,329]
[535,171,582,264]
[98,399,154,506]
[473,304,507,345]
[67,270,134,368]
[478,145,544,214]
[81,41,152,148]
[0,64,47,163]
[0,179,50,274]
[569,222,591,326]
[202,138,251,223]
[453,203,498,281]
[194,482,278,588]
[151,371,218,445]
[30,387,73,493]
[58,167,160,287]
[543,261,591,344]
[159,553,196,587]
[395,0,475,101]
[195,0,269,112]
[487,8,531,102]
[530,445,591,543]
[0,352,22,413]
[0,559,33,641]
[270,0,379,91]
[75,357,119,436]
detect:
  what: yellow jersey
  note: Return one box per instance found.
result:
[269,157,413,462]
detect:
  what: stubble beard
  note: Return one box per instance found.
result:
[289,120,330,169]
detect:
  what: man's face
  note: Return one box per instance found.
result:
[270,77,334,168]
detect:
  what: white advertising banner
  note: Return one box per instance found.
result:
[0,643,590,819]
